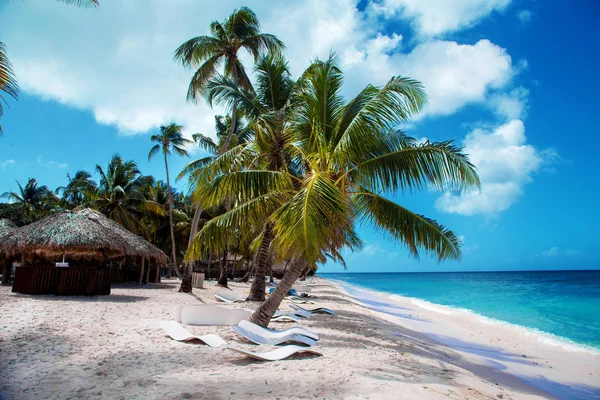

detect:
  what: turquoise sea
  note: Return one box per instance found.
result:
[321,270,600,350]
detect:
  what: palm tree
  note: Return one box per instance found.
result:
[177,114,251,291]
[188,55,480,326]
[148,124,193,277]
[1,178,56,215]
[0,42,18,134]
[173,6,283,150]
[174,7,283,288]
[202,53,296,300]
[55,170,98,208]
[85,154,163,234]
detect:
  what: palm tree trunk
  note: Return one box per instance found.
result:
[179,205,202,292]
[163,153,179,280]
[249,258,307,327]
[247,223,274,301]
[217,248,228,287]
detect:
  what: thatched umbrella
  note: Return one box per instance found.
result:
[76,209,168,264]
[0,211,131,260]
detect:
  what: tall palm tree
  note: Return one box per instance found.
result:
[2,178,55,215]
[55,170,98,208]
[173,6,283,150]
[174,7,283,288]
[0,42,18,134]
[188,55,480,326]
[202,53,296,300]
[148,124,193,277]
[85,154,163,234]
[177,114,251,291]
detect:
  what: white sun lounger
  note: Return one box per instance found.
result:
[226,345,322,361]
[291,303,335,315]
[239,320,319,340]
[271,312,301,323]
[214,291,247,303]
[287,307,312,318]
[160,321,226,348]
[232,325,317,347]
[178,304,253,326]
[286,296,316,304]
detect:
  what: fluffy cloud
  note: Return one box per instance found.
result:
[1,0,520,141]
[487,86,529,120]
[436,120,553,215]
[371,0,511,37]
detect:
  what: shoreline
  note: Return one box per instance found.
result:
[329,278,600,355]
[1,277,598,399]
[325,277,600,400]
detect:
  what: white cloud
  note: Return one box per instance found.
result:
[36,155,68,169]
[1,160,16,169]
[371,0,511,37]
[538,247,581,257]
[488,86,529,120]
[1,0,522,142]
[436,120,555,215]
[517,9,533,25]
[354,242,399,260]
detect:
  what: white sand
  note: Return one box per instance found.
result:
[0,277,597,399]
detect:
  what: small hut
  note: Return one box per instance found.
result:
[0,209,168,295]
[0,219,17,284]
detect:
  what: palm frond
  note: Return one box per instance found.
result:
[352,141,480,193]
[353,190,461,262]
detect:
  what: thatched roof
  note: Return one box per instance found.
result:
[76,209,167,264]
[0,209,168,264]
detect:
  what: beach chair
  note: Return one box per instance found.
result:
[238,320,319,340]
[177,304,253,326]
[160,321,226,348]
[290,303,335,315]
[232,325,317,347]
[226,345,322,361]
[286,295,316,304]
[271,312,301,323]
[214,290,246,303]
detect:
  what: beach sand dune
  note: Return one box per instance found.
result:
[0,278,589,399]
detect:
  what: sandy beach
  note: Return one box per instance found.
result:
[1,277,598,400]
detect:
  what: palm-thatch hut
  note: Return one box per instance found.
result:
[0,209,168,295]
[0,219,17,284]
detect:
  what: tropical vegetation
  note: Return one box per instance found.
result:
[1,6,480,328]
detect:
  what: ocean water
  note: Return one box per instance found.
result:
[321,270,600,350]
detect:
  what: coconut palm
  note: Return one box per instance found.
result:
[177,114,251,291]
[148,124,193,276]
[173,6,283,150]
[202,53,296,300]
[0,42,18,134]
[55,170,98,208]
[174,7,283,289]
[1,178,56,215]
[188,55,480,326]
[85,155,163,234]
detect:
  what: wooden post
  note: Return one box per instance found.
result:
[138,257,145,287]
[154,261,160,283]
[145,260,150,284]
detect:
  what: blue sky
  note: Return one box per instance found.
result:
[0,0,598,273]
